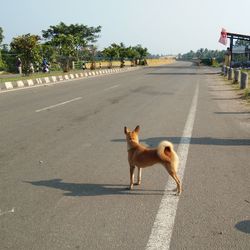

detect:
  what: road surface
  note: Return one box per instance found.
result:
[0,61,249,249]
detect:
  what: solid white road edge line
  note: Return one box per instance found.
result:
[145,83,199,250]
[35,97,83,113]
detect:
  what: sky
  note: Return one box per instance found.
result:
[1,0,250,55]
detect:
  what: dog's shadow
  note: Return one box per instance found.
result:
[112,136,250,147]
[112,137,179,147]
[24,179,165,197]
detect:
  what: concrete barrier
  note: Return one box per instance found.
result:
[44,77,50,84]
[0,66,140,92]
[233,69,241,83]
[222,65,249,90]
[13,80,24,88]
[35,78,43,84]
[27,79,34,86]
[228,67,233,80]
[3,82,13,90]
[240,72,248,89]
[51,76,57,82]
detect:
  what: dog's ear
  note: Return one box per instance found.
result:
[134,125,140,133]
[124,126,129,134]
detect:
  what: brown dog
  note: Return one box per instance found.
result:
[124,125,181,195]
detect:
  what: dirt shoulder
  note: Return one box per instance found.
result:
[207,68,250,133]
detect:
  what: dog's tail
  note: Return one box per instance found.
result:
[157,141,179,171]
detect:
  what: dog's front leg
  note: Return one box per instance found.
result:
[129,165,135,190]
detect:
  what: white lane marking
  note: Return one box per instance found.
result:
[35,97,82,113]
[35,84,119,113]
[145,84,199,250]
[0,207,15,216]
[104,84,120,91]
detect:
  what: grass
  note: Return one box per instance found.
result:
[244,88,250,103]
[242,69,250,78]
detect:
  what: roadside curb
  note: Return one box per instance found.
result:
[0,67,139,92]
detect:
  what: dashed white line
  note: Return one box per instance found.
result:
[35,97,82,113]
[145,83,199,250]
[35,84,120,113]
[104,84,120,91]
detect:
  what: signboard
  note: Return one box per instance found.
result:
[219,28,228,45]
[232,46,245,54]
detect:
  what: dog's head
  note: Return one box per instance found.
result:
[124,125,140,144]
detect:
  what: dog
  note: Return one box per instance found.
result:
[124,125,181,195]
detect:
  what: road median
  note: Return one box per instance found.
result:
[0,67,139,92]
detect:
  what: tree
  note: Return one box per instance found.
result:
[116,42,127,68]
[0,27,5,70]
[181,48,225,64]
[0,27,4,45]
[134,45,148,65]
[10,34,41,75]
[40,43,58,70]
[42,22,101,72]
[52,34,76,72]
[181,50,196,60]
[89,45,97,70]
[196,48,204,59]
[103,43,128,68]
[126,46,139,66]
[102,43,149,68]
[102,44,119,68]
[1,45,16,72]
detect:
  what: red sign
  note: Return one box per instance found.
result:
[219,28,228,45]
[219,28,227,45]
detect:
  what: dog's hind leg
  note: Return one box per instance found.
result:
[170,172,182,195]
[164,166,182,195]
[135,167,142,185]
[129,165,135,190]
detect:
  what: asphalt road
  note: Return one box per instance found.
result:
[0,61,249,250]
